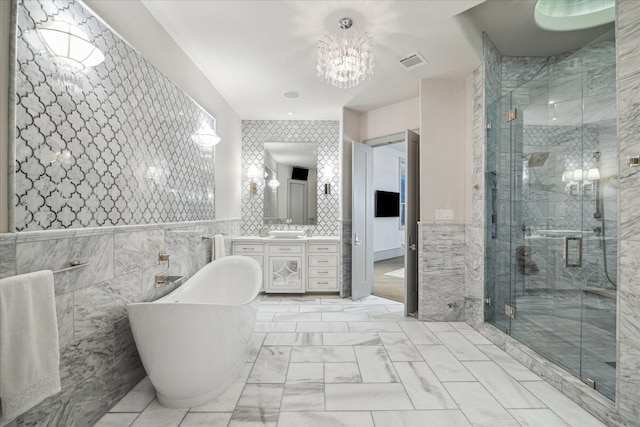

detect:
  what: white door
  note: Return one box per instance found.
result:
[352,141,374,301]
[288,180,307,224]
[404,130,420,316]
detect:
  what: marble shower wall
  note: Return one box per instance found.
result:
[466,61,486,327]
[241,120,340,237]
[14,0,217,231]
[0,219,241,425]
[615,0,640,422]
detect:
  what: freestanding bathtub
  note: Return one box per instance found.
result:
[127,255,262,408]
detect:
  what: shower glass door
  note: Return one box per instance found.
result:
[485,32,617,401]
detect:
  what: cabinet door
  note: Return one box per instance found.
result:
[267,256,304,293]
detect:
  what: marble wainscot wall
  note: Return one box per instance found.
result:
[418,223,466,322]
[0,219,240,426]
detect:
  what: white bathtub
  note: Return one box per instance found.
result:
[127,255,262,408]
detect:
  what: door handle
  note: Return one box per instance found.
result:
[408,236,417,251]
[354,232,361,246]
[563,236,582,267]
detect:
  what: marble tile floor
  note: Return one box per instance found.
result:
[96,294,606,427]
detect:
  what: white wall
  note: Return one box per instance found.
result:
[419,78,472,223]
[341,108,361,219]
[360,97,420,141]
[373,145,404,258]
[84,0,242,220]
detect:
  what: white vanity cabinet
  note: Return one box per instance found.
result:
[232,237,339,294]
[307,243,339,292]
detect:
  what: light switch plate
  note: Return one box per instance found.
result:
[436,209,454,220]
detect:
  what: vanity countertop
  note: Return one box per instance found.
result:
[232,236,340,243]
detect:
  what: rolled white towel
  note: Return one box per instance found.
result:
[212,234,225,261]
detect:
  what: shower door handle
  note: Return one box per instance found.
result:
[563,236,582,268]
[354,233,361,246]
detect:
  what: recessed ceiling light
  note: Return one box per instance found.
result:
[283,91,301,99]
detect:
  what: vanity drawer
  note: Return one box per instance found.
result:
[307,278,338,291]
[308,243,338,254]
[269,244,304,254]
[308,255,337,267]
[309,266,336,278]
[233,243,264,254]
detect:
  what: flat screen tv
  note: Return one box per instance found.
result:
[375,190,400,217]
[291,167,309,181]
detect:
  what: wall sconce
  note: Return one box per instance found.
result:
[268,177,280,189]
[562,168,600,195]
[36,21,105,69]
[323,165,335,195]
[191,129,221,151]
[248,165,261,195]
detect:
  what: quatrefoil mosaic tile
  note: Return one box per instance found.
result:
[241,120,340,237]
[13,0,217,231]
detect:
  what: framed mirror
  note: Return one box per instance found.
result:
[263,142,317,225]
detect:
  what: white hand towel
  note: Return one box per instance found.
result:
[0,270,60,426]
[212,234,226,261]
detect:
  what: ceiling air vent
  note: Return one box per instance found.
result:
[398,52,428,71]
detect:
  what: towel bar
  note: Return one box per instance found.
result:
[52,262,90,274]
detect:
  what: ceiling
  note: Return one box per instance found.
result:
[140,0,614,122]
[140,0,483,121]
[457,0,614,57]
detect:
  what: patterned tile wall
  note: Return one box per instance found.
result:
[14,0,217,231]
[241,120,340,237]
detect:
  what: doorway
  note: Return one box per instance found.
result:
[352,129,419,314]
[372,141,406,303]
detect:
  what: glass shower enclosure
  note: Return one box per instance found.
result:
[485,33,618,400]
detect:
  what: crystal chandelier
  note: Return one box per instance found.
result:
[317,18,374,89]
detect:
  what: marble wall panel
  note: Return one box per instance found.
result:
[55,292,74,349]
[617,0,640,81]
[73,271,142,341]
[483,33,502,106]
[114,228,164,276]
[0,237,17,279]
[418,223,466,322]
[616,2,640,423]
